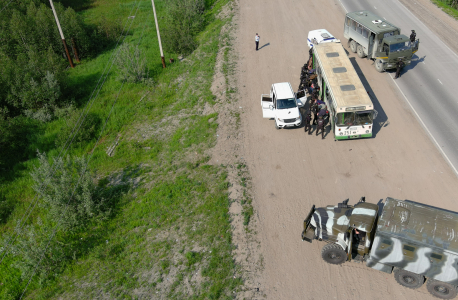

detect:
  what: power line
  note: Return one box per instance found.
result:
[0,0,15,13]
[0,0,142,265]
[19,6,149,296]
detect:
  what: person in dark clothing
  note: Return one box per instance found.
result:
[410,30,416,43]
[316,115,325,139]
[312,100,319,125]
[354,229,366,244]
[304,109,312,135]
[394,58,405,79]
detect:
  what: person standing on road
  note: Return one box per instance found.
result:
[304,109,312,135]
[255,33,260,51]
[394,58,405,79]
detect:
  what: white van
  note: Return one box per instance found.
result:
[307,29,337,48]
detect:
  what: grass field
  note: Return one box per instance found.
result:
[432,0,458,19]
[0,0,242,298]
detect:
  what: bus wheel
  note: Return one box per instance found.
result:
[375,59,385,73]
[357,45,365,58]
[427,279,458,299]
[350,40,357,53]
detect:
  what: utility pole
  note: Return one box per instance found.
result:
[71,38,81,63]
[151,0,166,68]
[49,0,74,68]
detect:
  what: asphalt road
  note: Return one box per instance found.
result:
[340,0,458,175]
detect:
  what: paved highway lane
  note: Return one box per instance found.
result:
[340,0,458,175]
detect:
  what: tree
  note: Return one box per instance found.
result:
[162,0,206,55]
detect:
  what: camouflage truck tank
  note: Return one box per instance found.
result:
[302,197,458,299]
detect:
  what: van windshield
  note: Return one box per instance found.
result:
[337,111,373,126]
[390,42,410,52]
[277,98,297,109]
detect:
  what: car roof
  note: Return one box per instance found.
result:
[273,82,294,99]
[308,29,335,44]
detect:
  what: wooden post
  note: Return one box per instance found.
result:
[71,38,81,63]
[151,0,166,68]
[49,0,74,68]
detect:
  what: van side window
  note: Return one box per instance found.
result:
[351,20,356,30]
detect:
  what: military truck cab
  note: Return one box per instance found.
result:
[343,11,419,72]
[302,197,458,299]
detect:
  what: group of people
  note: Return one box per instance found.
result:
[298,48,329,139]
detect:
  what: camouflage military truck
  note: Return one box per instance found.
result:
[344,11,420,72]
[302,197,458,299]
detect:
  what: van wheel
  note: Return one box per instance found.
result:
[394,268,424,289]
[357,45,365,58]
[275,122,280,130]
[375,59,385,73]
[427,279,458,299]
[321,244,346,265]
[350,40,357,53]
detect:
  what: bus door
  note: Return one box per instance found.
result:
[367,33,375,59]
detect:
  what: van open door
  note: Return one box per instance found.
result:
[261,94,275,118]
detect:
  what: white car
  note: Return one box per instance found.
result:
[308,29,337,48]
[261,82,304,130]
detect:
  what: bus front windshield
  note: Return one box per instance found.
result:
[277,98,297,109]
[390,42,410,52]
[336,111,373,126]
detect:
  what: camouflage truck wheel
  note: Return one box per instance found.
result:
[394,268,424,289]
[427,279,458,299]
[321,244,346,265]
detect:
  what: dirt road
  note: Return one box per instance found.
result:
[232,0,458,299]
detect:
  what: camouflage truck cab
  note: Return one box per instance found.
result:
[302,197,458,299]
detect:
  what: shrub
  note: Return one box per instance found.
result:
[115,43,148,83]
[31,151,109,232]
[162,0,206,55]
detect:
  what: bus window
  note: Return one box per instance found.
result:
[336,112,355,126]
[356,24,362,35]
[346,17,351,27]
[355,111,373,125]
[390,42,410,52]
[362,28,369,39]
[351,20,356,30]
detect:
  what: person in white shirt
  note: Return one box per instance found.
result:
[255,33,260,51]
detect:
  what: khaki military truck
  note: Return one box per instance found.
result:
[302,197,458,299]
[344,11,419,72]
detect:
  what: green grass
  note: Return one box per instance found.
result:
[431,0,458,20]
[0,0,241,299]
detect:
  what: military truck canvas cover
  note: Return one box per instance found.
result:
[313,42,373,110]
[346,11,399,35]
[368,198,458,283]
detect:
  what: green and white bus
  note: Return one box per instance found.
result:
[312,40,377,140]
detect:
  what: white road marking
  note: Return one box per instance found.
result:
[438,79,443,85]
[338,0,348,13]
[396,0,458,59]
[390,76,458,177]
